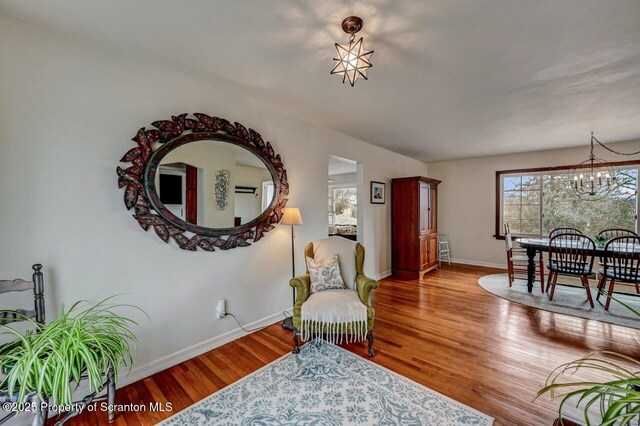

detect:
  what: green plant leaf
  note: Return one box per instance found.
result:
[0,296,146,406]
[538,298,640,424]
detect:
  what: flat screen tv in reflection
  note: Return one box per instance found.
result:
[159,173,183,204]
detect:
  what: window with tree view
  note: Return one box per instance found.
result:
[328,187,357,225]
[499,166,638,237]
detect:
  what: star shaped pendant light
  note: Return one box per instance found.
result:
[331,16,373,87]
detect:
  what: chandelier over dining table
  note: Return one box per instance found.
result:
[568,132,640,201]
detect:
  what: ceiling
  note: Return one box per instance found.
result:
[234,145,267,170]
[2,0,639,162]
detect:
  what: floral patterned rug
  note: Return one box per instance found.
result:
[160,341,493,425]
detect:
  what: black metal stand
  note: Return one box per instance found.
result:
[282,225,296,330]
[290,224,296,305]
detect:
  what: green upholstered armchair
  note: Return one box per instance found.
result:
[289,237,379,356]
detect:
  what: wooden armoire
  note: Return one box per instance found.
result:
[391,177,441,279]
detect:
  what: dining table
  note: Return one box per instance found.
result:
[516,237,639,293]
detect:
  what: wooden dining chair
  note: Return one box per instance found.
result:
[597,228,638,240]
[547,233,596,307]
[504,224,544,291]
[547,228,584,286]
[596,228,637,259]
[596,236,640,310]
[0,264,47,426]
[549,227,583,238]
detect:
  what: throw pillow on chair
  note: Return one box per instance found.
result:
[306,255,346,293]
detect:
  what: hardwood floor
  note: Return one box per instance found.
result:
[59,264,640,425]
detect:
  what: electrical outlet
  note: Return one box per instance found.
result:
[216,299,226,319]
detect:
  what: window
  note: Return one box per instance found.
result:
[502,175,541,235]
[328,187,357,225]
[497,164,639,237]
[261,181,274,211]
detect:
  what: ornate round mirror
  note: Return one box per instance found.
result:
[117,113,289,251]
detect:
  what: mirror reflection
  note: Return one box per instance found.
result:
[155,140,275,229]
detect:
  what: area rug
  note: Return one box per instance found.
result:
[159,341,494,425]
[478,274,640,329]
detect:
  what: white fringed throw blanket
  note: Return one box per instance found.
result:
[300,289,368,344]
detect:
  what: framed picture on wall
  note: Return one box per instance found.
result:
[370,181,386,204]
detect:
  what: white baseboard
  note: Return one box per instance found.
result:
[122,310,287,387]
[4,311,289,426]
[373,270,392,280]
[450,258,506,270]
[373,264,504,279]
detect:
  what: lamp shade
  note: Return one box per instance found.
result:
[281,207,303,225]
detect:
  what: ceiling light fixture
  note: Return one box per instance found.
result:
[331,16,373,87]
[568,132,640,200]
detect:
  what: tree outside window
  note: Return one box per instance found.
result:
[542,169,637,235]
[328,187,357,225]
[503,175,541,235]
[500,167,638,237]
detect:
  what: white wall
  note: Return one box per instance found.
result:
[428,140,640,268]
[0,13,428,388]
[234,165,272,224]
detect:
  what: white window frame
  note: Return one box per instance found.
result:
[328,185,358,226]
[261,180,274,212]
[497,164,640,238]
[499,172,543,237]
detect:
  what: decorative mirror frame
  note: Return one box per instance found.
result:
[117,113,289,251]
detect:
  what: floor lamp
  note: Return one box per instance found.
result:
[281,207,303,330]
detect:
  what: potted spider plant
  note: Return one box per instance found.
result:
[594,234,610,247]
[537,299,640,425]
[0,297,145,407]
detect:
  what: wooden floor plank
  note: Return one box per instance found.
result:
[55,264,640,425]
